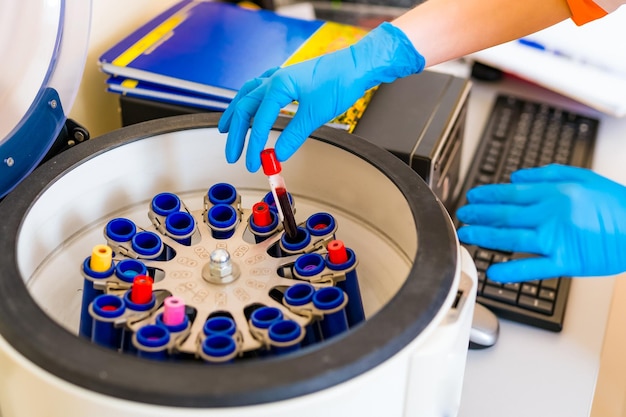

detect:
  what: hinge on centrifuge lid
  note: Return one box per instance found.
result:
[41,118,91,164]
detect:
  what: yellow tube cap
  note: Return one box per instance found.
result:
[89,244,113,272]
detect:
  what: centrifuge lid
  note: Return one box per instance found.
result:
[0,0,90,198]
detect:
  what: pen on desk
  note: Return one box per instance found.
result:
[517,38,573,60]
[517,37,626,77]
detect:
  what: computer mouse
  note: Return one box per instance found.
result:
[469,302,500,349]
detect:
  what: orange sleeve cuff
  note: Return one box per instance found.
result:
[566,0,609,25]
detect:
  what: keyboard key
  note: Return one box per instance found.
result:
[521,283,538,297]
[518,295,554,314]
[480,161,497,174]
[492,253,510,263]
[539,288,556,301]
[541,278,559,290]
[475,249,493,261]
[477,270,486,284]
[483,285,518,304]
[474,260,490,272]
[476,174,495,184]
[485,278,502,287]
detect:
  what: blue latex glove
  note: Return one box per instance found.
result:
[456,164,626,282]
[218,22,425,172]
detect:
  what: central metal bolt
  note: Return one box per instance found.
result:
[202,248,240,284]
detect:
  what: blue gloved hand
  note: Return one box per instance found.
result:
[456,164,626,282]
[217,22,425,172]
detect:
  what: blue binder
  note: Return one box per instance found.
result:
[99,1,325,99]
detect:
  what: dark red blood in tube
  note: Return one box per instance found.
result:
[276,187,297,239]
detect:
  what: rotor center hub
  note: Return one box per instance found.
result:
[202,248,240,284]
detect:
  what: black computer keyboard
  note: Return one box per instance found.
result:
[454,94,599,331]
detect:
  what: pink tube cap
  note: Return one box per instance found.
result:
[163,296,186,326]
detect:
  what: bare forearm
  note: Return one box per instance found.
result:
[392,0,573,66]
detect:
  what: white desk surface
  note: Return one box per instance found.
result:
[451,72,626,417]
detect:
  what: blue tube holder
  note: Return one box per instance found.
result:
[90,294,126,350]
[79,256,115,338]
[206,204,239,239]
[268,319,304,355]
[325,248,365,326]
[313,287,349,340]
[200,334,238,363]
[134,324,171,361]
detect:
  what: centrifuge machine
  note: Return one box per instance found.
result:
[0,1,478,416]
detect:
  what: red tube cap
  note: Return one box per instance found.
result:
[131,275,154,304]
[327,240,349,264]
[260,148,281,176]
[252,201,272,227]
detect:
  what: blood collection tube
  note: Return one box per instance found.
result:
[156,296,189,333]
[134,324,171,361]
[248,201,279,243]
[260,148,298,240]
[124,275,156,308]
[279,226,311,255]
[79,245,115,338]
[155,297,190,355]
[90,294,126,350]
[122,275,156,353]
[263,191,295,216]
[325,240,365,326]
[313,286,349,340]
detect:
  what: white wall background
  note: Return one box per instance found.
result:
[69,0,180,137]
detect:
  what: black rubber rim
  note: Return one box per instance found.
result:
[0,113,457,407]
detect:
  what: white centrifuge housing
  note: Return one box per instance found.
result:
[0,1,477,416]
